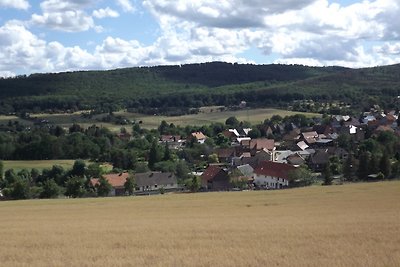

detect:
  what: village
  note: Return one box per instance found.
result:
[91,107,400,197]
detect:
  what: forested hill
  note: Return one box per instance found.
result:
[0,62,399,115]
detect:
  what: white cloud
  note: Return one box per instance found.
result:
[93,7,119,19]
[0,0,29,10]
[31,0,99,32]
[117,0,135,12]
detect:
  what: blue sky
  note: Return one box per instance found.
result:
[0,0,399,77]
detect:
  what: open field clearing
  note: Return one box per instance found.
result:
[0,181,399,267]
[3,160,78,172]
[0,108,320,130]
[117,108,321,129]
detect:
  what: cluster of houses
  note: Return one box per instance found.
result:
[99,110,399,196]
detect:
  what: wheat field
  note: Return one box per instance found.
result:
[0,181,399,267]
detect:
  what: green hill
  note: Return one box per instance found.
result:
[0,62,399,115]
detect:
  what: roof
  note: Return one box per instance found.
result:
[160,135,181,142]
[201,165,227,182]
[297,141,309,151]
[135,172,177,187]
[253,161,296,180]
[191,131,206,140]
[216,148,236,158]
[250,138,275,151]
[311,150,330,165]
[90,172,130,188]
[237,164,254,176]
[302,131,319,139]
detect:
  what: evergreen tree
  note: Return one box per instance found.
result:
[323,161,333,185]
[368,153,380,175]
[343,154,355,181]
[379,153,392,179]
[358,152,370,180]
[163,142,171,161]
[190,176,200,192]
[176,160,189,180]
[148,140,162,169]
[0,160,3,179]
[71,160,86,177]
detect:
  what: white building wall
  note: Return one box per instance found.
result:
[253,174,289,189]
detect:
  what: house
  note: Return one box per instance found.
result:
[215,148,236,163]
[90,172,130,196]
[190,132,207,144]
[253,161,296,189]
[160,135,185,149]
[201,165,231,191]
[248,138,275,156]
[309,149,330,171]
[301,131,319,145]
[287,153,306,166]
[135,172,178,193]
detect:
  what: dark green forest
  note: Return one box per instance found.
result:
[1,62,400,115]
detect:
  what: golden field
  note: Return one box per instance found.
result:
[0,181,399,267]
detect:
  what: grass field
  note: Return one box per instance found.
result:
[0,108,320,131]
[3,160,78,172]
[117,108,321,129]
[0,181,399,266]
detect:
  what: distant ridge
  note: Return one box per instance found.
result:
[0,62,399,115]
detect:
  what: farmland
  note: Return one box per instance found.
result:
[0,108,321,131]
[0,181,399,267]
[3,160,77,172]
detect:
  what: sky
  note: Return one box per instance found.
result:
[0,0,399,77]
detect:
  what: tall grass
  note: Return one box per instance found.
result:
[0,181,399,266]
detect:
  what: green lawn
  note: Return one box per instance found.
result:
[0,108,321,131]
[3,160,78,172]
[117,108,321,129]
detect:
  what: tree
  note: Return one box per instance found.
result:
[71,160,86,177]
[208,153,219,163]
[248,127,261,139]
[86,163,102,178]
[189,176,200,192]
[65,176,86,198]
[225,116,239,127]
[368,153,380,175]
[148,140,162,169]
[124,175,135,195]
[379,153,391,179]
[163,142,172,161]
[175,160,190,180]
[322,161,333,185]
[8,178,31,200]
[343,154,355,181]
[40,179,60,199]
[358,152,370,180]
[0,160,3,179]
[288,166,314,187]
[96,176,112,197]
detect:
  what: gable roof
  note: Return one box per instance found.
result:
[253,161,295,180]
[250,138,275,151]
[191,131,206,140]
[216,148,236,158]
[90,172,130,188]
[135,172,177,187]
[237,164,254,176]
[201,165,227,182]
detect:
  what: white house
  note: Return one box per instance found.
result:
[253,161,296,189]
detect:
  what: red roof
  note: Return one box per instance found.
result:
[90,172,130,188]
[201,165,226,182]
[254,161,296,180]
[250,139,275,151]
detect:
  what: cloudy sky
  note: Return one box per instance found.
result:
[0,0,399,77]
